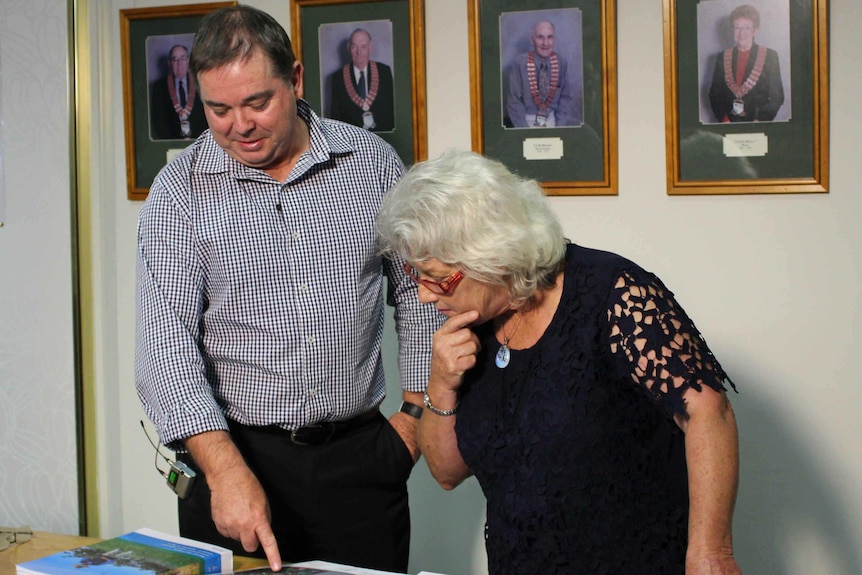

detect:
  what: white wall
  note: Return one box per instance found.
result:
[9,0,861,574]
[0,0,79,534]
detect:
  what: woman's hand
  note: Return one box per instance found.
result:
[686,551,742,574]
[429,310,481,392]
[419,310,480,489]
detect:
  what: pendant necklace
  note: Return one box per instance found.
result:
[495,312,523,369]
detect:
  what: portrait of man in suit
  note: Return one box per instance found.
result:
[148,41,208,140]
[499,8,584,130]
[328,27,395,132]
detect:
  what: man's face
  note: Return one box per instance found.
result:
[349,31,372,70]
[198,49,306,177]
[531,22,555,58]
[732,17,757,51]
[169,46,189,78]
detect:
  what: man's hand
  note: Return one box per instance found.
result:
[388,411,420,462]
[185,431,282,571]
[388,391,425,462]
[208,464,279,563]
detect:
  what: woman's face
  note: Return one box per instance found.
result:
[733,17,757,51]
[409,258,512,325]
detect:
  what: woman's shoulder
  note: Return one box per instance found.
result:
[567,243,642,272]
[565,244,662,303]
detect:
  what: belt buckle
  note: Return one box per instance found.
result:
[290,423,335,446]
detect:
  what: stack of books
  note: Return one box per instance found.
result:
[15,530,450,575]
[16,528,232,575]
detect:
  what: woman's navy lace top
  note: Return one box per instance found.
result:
[455,244,736,575]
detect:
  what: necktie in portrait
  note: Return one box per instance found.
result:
[539,61,550,102]
[357,70,367,99]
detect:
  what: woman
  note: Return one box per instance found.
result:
[708,4,784,123]
[376,150,742,575]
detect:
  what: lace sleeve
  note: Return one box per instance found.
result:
[607,269,736,418]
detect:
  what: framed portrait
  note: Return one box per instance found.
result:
[468,0,618,196]
[290,0,427,164]
[663,0,829,195]
[120,2,236,201]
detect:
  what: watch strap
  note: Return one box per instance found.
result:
[399,401,424,419]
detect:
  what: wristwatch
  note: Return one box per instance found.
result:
[399,401,424,419]
[423,391,459,416]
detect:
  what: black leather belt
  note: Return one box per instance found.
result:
[265,408,380,446]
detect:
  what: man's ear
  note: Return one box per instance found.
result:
[292,61,305,100]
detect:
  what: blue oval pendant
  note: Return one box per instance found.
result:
[495,345,511,369]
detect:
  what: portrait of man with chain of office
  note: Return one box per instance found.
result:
[499,8,585,129]
[146,33,208,141]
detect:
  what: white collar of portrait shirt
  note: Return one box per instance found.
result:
[352,65,368,83]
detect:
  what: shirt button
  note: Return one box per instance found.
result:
[307,336,315,344]
[299,284,308,293]
[307,388,318,397]
[293,231,300,240]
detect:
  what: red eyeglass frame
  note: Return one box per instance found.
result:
[402,262,465,295]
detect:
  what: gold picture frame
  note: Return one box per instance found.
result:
[662,0,829,195]
[120,2,236,201]
[468,0,618,196]
[290,0,427,164]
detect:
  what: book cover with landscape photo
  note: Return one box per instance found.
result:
[16,529,232,575]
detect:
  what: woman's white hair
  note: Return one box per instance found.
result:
[376,149,567,302]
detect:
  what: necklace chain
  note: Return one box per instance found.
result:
[495,311,522,369]
[501,312,523,345]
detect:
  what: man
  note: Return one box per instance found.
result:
[135,5,440,573]
[507,20,579,128]
[149,44,207,140]
[709,4,784,123]
[329,28,395,132]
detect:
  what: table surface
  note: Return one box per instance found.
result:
[0,531,267,575]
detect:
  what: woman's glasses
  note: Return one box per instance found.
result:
[402,263,464,295]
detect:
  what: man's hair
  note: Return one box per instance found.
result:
[189,5,296,84]
[349,28,373,45]
[730,5,760,29]
[376,149,567,303]
[168,44,189,57]
[532,20,556,36]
